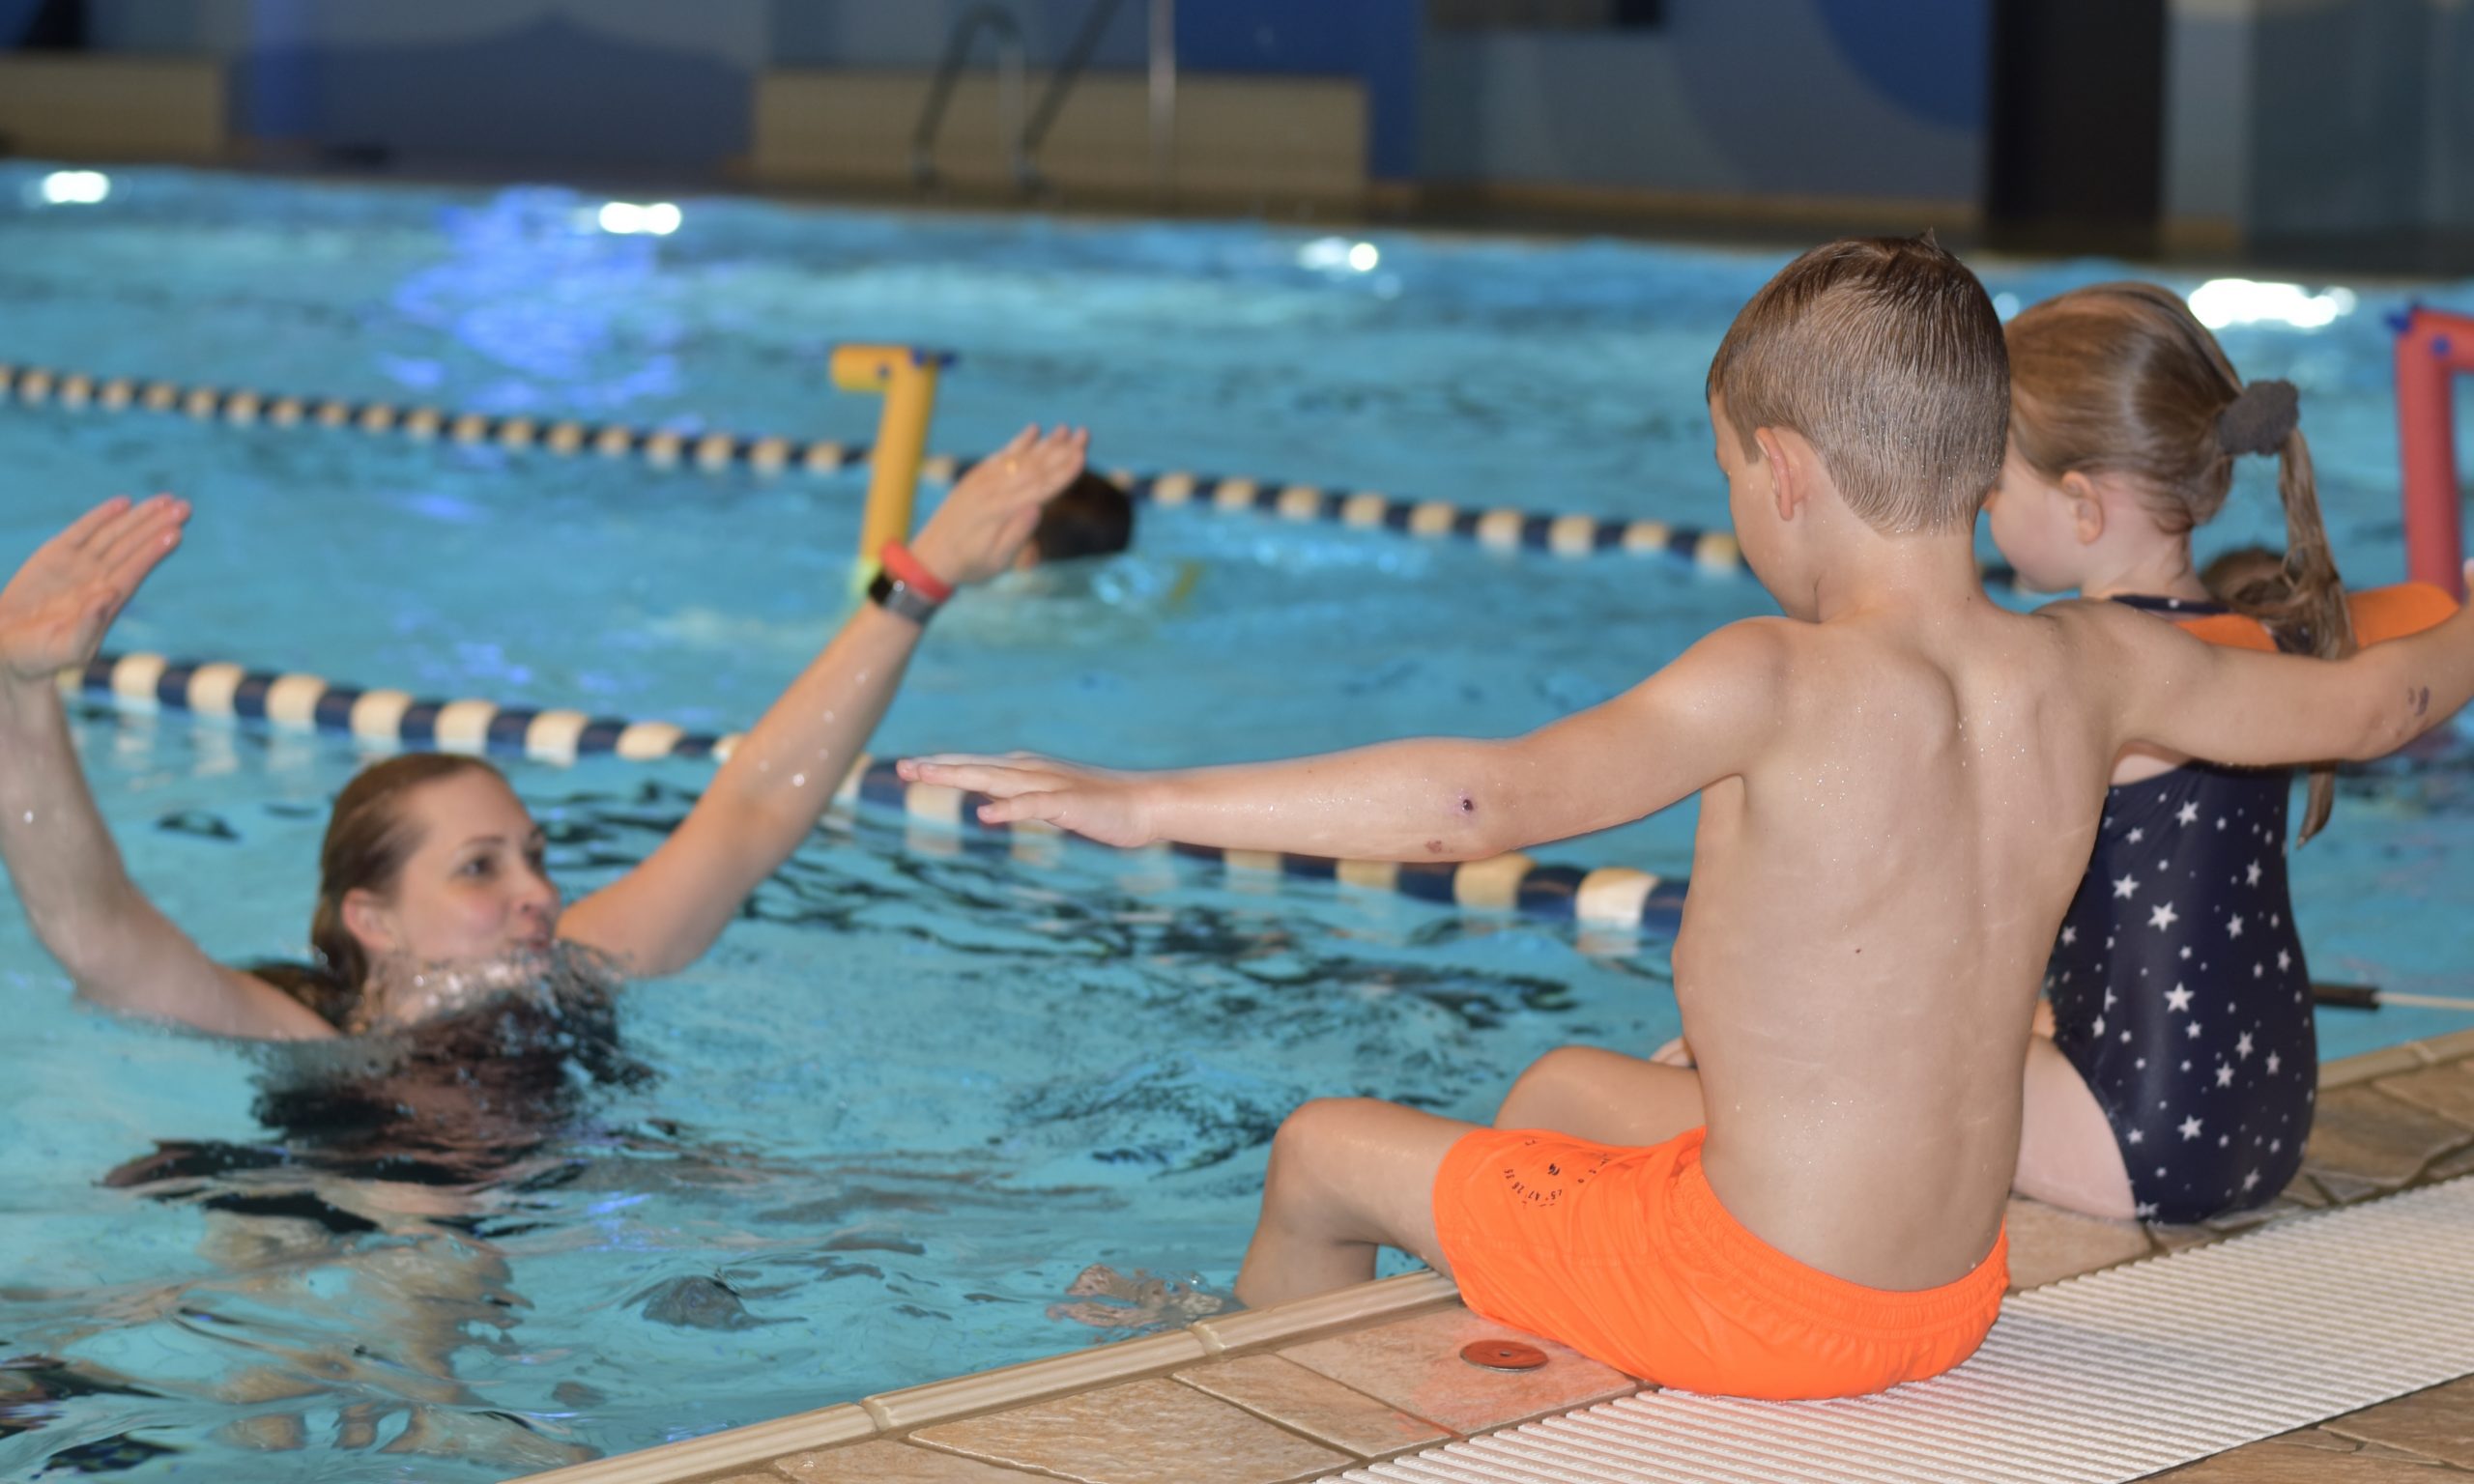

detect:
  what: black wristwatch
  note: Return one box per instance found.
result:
[868,567,943,625]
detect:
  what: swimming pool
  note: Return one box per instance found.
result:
[0,164,2467,1480]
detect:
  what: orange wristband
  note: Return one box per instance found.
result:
[878,541,954,603]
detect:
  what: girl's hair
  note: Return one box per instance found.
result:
[255,754,503,1026]
[2006,281,2353,842]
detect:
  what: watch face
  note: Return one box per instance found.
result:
[869,571,937,623]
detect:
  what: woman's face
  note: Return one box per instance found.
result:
[358,769,561,968]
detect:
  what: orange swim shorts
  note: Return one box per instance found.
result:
[1431,1126,2006,1399]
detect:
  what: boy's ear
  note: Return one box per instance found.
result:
[2059,471,2107,546]
[1752,426,1805,522]
[341,888,399,957]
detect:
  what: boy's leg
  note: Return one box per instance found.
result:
[1493,1045,1705,1147]
[1234,1098,1474,1310]
[2015,1036,2136,1219]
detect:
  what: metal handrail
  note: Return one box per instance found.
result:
[911,0,1176,200]
[911,3,1030,190]
[1019,0,1127,174]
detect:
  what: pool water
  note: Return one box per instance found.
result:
[0,165,2469,1480]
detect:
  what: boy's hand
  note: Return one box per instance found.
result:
[0,496,187,692]
[896,751,1156,847]
[908,425,1089,587]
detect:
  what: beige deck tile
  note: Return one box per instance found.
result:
[2001,1195,2156,1289]
[2375,1061,2474,1129]
[1279,1305,1636,1436]
[2144,1221,2228,1255]
[773,1438,1053,1481]
[2420,1143,2474,1186]
[909,1375,1348,1484]
[2325,1376,2474,1469]
[1174,1353,1451,1459]
[2303,1086,2474,1189]
[2146,1431,2458,1478]
[2321,1044,2431,1090]
[1189,1269,1456,1355]
[2411,1026,2474,1066]
[864,1330,1208,1433]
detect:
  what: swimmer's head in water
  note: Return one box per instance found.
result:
[284,756,561,1025]
[1021,471,1135,568]
[1706,232,2007,544]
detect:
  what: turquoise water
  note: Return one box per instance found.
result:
[0,165,2468,1479]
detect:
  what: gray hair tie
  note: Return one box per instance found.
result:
[2218,379,2300,456]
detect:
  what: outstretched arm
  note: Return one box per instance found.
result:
[899,619,1790,859]
[0,497,335,1039]
[2089,561,2474,767]
[559,426,1088,976]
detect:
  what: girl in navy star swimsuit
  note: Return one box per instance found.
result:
[1990,283,2457,1222]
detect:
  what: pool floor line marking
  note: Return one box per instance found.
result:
[72,650,1690,932]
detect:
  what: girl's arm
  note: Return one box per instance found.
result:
[0,498,336,1039]
[2090,563,2474,768]
[557,426,1087,976]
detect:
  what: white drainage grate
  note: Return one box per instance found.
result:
[1327,1177,2474,1483]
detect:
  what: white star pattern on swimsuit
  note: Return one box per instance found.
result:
[2215,1063,2235,1088]
[2114,873,2140,899]
[2150,902,2179,930]
[2166,984,2193,1013]
[2236,1032,2254,1059]
[2179,1116,2203,1140]
[2246,860,2262,886]
[2176,801,2201,826]
[2227,915,2245,939]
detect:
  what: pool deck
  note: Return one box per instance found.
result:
[525,1026,2474,1484]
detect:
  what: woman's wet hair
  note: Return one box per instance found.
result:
[2006,281,2352,841]
[256,754,505,1025]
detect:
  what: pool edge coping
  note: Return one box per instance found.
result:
[513,1038,2457,1484]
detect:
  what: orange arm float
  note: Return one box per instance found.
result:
[2172,581,2461,652]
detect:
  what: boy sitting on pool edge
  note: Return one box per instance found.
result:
[902,236,2474,1399]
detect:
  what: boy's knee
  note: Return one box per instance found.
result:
[1500,1045,1593,1116]
[1266,1097,1375,1187]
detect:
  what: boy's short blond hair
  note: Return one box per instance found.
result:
[1707,234,2008,535]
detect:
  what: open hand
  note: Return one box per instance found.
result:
[0,496,187,689]
[909,425,1089,587]
[896,751,1155,847]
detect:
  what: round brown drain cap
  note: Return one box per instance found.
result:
[1460,1339,1547,1372]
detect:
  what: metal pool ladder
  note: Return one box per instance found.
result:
[911,0,1177,199]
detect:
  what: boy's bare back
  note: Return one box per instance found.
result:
[1683,596,2124,1290]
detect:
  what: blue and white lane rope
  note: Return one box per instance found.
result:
[68,650,1688,932]
[0,360,1747,572]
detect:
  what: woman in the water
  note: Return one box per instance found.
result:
[0,429,1084,1461]
[0,423,1085,1040]
[1991,284,2454,1223]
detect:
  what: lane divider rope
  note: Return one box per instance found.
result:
[67,651,1688,931]
[0,359,1752,571]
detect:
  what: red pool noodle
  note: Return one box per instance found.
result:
[2397,306,2473,599]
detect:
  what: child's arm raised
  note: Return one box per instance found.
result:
[900,618,1790,859]
[2086,561,2474,767]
